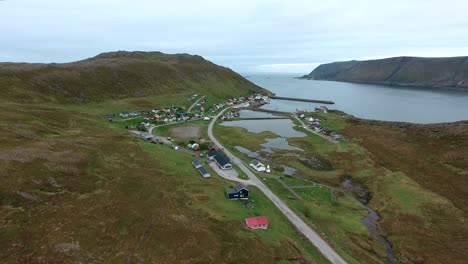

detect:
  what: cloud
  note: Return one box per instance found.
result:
[1,0,467,72]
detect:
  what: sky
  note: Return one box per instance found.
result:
[1,0,468,74]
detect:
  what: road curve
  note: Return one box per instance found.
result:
[208,107,347,264]
[188,95,206,112]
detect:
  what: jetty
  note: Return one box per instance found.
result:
[271,96,335,105]
[240,107,291,116]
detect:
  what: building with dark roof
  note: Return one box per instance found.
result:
[206,150,219,160]
[192,159,203,169]
[226,184,249,200]
[213,154,232,170]
[197,166,211,178]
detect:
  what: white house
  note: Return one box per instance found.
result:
[249,159,266,172]
[203,116,211,121]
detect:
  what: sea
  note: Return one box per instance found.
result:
[246,74,468,123]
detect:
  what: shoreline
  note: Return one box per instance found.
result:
[296,76,468,91]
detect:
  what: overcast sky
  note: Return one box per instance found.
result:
[1,0,468,73]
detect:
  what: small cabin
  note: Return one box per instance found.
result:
[226,184,249,200]
[245,216,268,230]
[249,159,266,172]
[197,166,211,178]
[192,159,203,169]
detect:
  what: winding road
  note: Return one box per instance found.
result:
[187,95,206,112]
[208,107,347,264]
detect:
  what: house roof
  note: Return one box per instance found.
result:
[213,154,230,167]
[251,159,260,166]
[207,150,219,157]
[197,166,210,176]
[192,159,202,167]
[227,183,248,194]
[235,183,248,192]
[245,216,268,226]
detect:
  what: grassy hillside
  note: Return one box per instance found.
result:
[303,56,468,89]
[0,101,329,263]
[213,111,468,264]
[0,51,269,104]
[0,52,329,263]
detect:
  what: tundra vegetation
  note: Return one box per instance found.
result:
[215,111,468,264]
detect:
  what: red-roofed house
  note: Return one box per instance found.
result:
[245,216,268,230]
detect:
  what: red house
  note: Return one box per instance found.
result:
[245,216,268,230]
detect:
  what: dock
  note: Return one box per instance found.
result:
[271,96,335,105]
[240,107,291,116]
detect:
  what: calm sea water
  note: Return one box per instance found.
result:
[247,74,468,123]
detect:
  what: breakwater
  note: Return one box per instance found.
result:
[271,96,335,104]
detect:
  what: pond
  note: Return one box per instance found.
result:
[221,118,306,138]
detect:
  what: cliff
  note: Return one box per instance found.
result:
[302,56,468,89]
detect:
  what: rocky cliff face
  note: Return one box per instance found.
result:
[302,56,468,89]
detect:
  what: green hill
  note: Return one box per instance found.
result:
[303,56,468,89]
[0,52,329,263]
[0,51,269,103]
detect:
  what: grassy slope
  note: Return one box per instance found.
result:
[0,51,269,104]
[0,101,329,264]
[0,52,321,263]
[214,120,382,264]
[214,111,468,264]
[342,118,468,263]
[306,56,468,89]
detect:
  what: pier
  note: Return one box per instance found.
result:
[271,96,335,105]
[240,107,292,116]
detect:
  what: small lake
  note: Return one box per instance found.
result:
[221,115,306,138]
[247,74,468,123]
[261,138,303,152]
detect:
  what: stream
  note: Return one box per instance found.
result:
[235,145,401,263]
[342,176,401,264]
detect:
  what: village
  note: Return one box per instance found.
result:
[108,93,273,230]
[295,106,342,140]
[104,93,342,232]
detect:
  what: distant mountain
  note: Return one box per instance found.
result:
[0,51,269,103]
[302,56,468,89]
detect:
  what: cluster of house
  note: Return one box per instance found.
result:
[220,110,240,120]
[129,126,269,230]
[315,106,329,113]
[296,110,342,139]
[207,93,271,113]
[251,94,270,107]
[119,106,209,126]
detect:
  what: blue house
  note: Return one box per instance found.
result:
[226,184,249,200]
